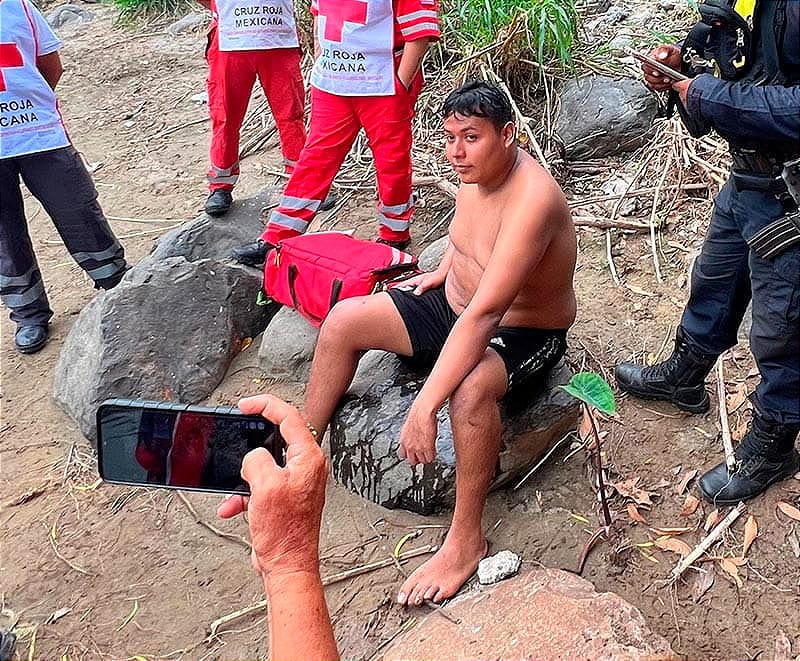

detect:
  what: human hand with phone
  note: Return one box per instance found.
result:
[635,45,692,105]
[217,394,328,578]
[217,394,338,661]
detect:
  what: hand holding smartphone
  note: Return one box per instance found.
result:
[97,399,286,494]
[625,47,688,83]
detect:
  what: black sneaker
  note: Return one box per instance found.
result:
[0,629,17,661]
[698,416,800,504]
[319,190,337,212]
[376,237,411,252]
[614,327,715,413]
[232,240,272,267]
[205,190,233,217]
[15,324,49,354]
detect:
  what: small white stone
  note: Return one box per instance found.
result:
[477,550,521,585]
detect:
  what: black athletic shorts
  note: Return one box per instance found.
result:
[387,285,567,401]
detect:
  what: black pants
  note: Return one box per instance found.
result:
[680,179,800,425]
[0,146,126,325]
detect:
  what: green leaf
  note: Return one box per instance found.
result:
[560,372,616,414]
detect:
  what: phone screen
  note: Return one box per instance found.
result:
[97,403,285,494]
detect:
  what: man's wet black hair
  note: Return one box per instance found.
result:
[442,81,513,130]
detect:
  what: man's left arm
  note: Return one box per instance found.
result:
[675,76,800,144]
[400,195,557,465]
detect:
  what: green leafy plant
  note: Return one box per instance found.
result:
[560,371,616,573]
[112,0,196,21]
[441,0,579,68]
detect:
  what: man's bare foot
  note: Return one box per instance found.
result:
[397,533,488,606]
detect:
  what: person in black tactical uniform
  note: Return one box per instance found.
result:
[615,0,799,504]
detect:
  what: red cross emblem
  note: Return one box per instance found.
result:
[317,0,368,43]
[0,43,23,92]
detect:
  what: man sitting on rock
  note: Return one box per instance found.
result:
[302,81,577,606]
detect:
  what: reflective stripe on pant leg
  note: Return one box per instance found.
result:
[207,162,240,187]
[255,47,306,169]
[17,147,128,290]
[0,156,52,324]
[262,88,361,244]
[207,41,255,192]
[357,94,414,241]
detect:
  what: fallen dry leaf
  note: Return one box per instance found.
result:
[774,631,792,661]
[732,416,750,442]
[650,526,692,536]
[742,515,758,557]
[687,568,715,603]
[718,558,744,588]
[627,503,648,524]
[676,468,699,495]
[777,501,800,522]
[705,509,722,532]
[787,525,800,558]
[681,493,701,517]
[654,537,692,557]
[725,381,748,413]
[578,407,592,442]
[610,478,655,507]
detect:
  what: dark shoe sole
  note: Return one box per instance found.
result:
[698,456,800,505]
[617,382,710,414]
[205,205,231,217]
[16,336,48,354]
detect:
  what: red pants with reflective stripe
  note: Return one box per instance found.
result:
[262,73,421,245]
[206,32,306,192]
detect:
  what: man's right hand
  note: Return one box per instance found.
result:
[394,270,445,296]
[643,45,682,91]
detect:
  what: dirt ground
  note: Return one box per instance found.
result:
[1,7,799,661]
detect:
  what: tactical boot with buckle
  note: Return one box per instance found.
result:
[614,327,716,413]
[698,416,800,504]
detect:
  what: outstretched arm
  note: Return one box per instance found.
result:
[217,395,338,661]
[674,76,800,143]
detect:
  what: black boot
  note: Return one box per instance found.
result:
[232,240,272,267]
[614,327,716,413]
[205,190,233,217]
[698,416,800,504]
[14,324,49,354]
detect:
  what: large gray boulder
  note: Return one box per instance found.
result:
[258,307,319,381]
[53,191,277,444]
[329,352,579,515]
[556,75,658,159]
[383,568,677,660]
[46,4,94,28]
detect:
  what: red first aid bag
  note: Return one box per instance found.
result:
[263,232,418,326]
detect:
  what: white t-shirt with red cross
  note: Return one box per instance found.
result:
[213,0,299,51]
[0,0,69,159]
[310,0,440,97]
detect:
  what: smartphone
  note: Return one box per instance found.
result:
[625,48,689,82]
[97,399,286,494]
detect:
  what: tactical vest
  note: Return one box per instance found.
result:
[682,0,798,85]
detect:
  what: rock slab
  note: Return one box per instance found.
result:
[383,568,677,660]
[329,352,579,515]
[53,190,277,444]
[556,75,658,159]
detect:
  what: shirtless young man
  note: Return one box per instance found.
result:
[303,81,577,606]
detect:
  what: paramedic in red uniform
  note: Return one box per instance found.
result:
[233,0,440,265]
[0,0,128,354]
[198,0,307,217]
